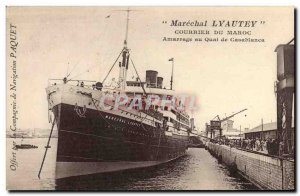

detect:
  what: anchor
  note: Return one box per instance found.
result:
[74,103,87,118]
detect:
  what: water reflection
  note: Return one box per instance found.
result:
[56,148,258,190]
[7,138,257,190]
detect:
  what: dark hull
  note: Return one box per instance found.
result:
[53,103,189,179]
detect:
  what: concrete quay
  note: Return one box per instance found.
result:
[206,142,295,190]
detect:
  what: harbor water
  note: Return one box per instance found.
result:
[7,138,258,190]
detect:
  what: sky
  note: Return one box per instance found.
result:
[6,7,294,131]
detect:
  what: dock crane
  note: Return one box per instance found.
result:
[207,108,247,139]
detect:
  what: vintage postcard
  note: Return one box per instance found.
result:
[6,7,295,191]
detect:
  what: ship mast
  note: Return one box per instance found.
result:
[124,8,129,48]
[119,8,131,90]
[169,58,174,90]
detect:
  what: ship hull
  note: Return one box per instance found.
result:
[53,103,189,179]
[56,157,183,179]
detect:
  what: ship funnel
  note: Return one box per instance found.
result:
[146,70,158,88]
[157,77,163,88]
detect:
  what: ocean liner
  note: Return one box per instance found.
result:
[45,10,194,179]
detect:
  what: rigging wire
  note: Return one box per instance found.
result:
[130,58,159,133]
[67,69,90,82]
[286,38,294,45]
[67,59,81,78]
[129,54,164,135]
[129,56,147,95]
[97,13,115,78]
[102,48,124,84]
[66,62,70,78]
[68,47,120,82]
[155,127,163,159]
[65,12,113,80]
[91,98,118,129]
